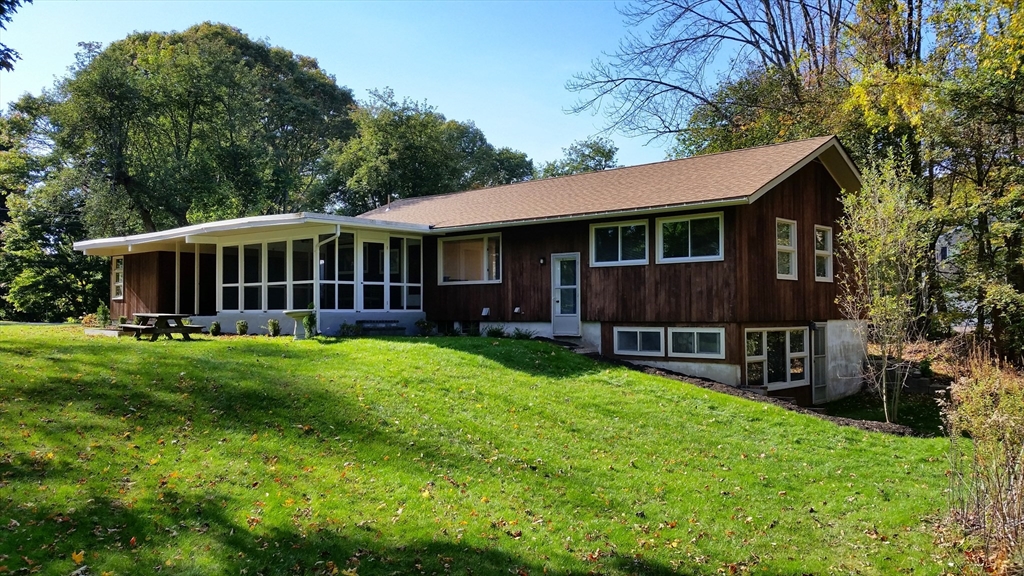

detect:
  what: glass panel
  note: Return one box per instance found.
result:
[389,285,403,310]
[789,330,805,353]
[776,221,793,247]
[407,239,421,283]
[661,220,689,259]
[267,285,286,310]
[559,259,576,286]
[337,233,355,282]
[244,244,261,284]
[222,246,239,284]
[363,242,385,283]
[338,284,354,310]
[639,330,661,353]
[672,331,695,355]
[777,251,793,276]
[813,328,826,356]
[617,330,638,353]
[292,239,314,282]
[594,227,618,262]
[363,284,384,310]
[747,362,764,386]
[320,283,336,310]
[405,285,421,310]
[319,237,336,282]
[621,225,646,261]
[267,242,287,283]
[486,236,501,281]
[243,286,261,310]
[746,331,763,357]
[816,255,829,278]
[222,286,239,311]
[815,228,830,251]
[389,237,404,283]
[114,258,124,271]
[558,288,577,314]
[292,283,314,309]
[690,217,721,257]
[790,357,806,381]
[766,331,788,384]
[697,331,721,355]
[442,238,483,282]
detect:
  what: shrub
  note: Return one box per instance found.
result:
[267,318,281,337]
[339,322,362,337]
[414,319,436,336]
[209,321,221,336]
[511,327,537,340]
[118,315,127,326]
[945,348,1024,572]
[484,324,507,338]
[235,320,248,336]
[96,303,110,327]
[302,305,316,338]
[80,313,100,327]
[918,357,933,378]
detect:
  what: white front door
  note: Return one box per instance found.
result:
[551,253,581,336]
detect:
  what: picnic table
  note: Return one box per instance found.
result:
[120,313,204,341]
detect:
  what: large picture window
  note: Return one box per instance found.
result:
[112,256,124,300]
[656,213,723,263]
[591,221,648,266]
[776,219,797,280]
[613,327,664,356]
[668,327,725,359]
[439,234,501,284]
[745,328,808,389]
[814,225,833,282]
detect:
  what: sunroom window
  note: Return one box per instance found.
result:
[657,214,723,263]
[591,221,647,266]
[440,234,501,284]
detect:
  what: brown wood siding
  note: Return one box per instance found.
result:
[734,161,842,323]
[110,252,177,319]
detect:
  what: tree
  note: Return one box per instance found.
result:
[837,149,930,422]
[0,0,32,71]
[538,137,618,178]
[49,23,355,234]
[332,89,533,215]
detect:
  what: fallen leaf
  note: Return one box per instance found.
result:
[71,550,85,565]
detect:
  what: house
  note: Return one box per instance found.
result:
[74,135,865,405]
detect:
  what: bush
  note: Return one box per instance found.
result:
[484,324,507,338]
[209,321,221,336]
[945,348,1024,572]
[236,320,248,336]
[96,303,110,327]
[414,318,436,336]
[338,322,362,337]
[118,315,127,325]
[267,318,281,337]
[918,357,933,378]
[511,327,537,340]
[302,305,316,338]
[80,313,100,327]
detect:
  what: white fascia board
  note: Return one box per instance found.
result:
[74,212,432,254]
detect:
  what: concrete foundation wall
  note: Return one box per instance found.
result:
[195,310,426,336]
[629,360,741,386]
[826,319,865,401]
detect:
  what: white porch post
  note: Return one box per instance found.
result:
[194,244,200,315]
[174,244,181,314]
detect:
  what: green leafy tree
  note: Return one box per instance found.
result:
[837,149,930,422]
[333,89,532,215]
[538,137,618,178]
[0,0,32,71]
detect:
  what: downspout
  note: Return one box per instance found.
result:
[314,225,342,335]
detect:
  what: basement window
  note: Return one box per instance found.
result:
[613,327,664,357]
[668,327,725,359]
[745,328,808,389]
[439,234,501,284]
[591,221,648,266]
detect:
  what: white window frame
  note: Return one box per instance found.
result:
[590,221,649,267]
[437,233,502,286]
[776,218,798,281]
[241,243,263,311]
[655,213,725,264]
[612,326,665,357]
[220,244,242,312]
[667,327,726,359]
[744,327,809,391]
[814,225,833,282]
[112,256,124,301]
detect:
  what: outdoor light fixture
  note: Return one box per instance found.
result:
[481,307,490,316]
[539,257,546,265]
[513,306,522,314]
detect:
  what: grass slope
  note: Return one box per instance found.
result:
[0,326,954,575]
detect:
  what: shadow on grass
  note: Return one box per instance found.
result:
[823,389,947,437]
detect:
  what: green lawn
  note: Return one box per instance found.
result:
[0,326,959,575]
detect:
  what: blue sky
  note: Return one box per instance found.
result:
[0,0,672,167]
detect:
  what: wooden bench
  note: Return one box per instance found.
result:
[356,319,407,336]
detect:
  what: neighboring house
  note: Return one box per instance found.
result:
[74,136,864,405]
